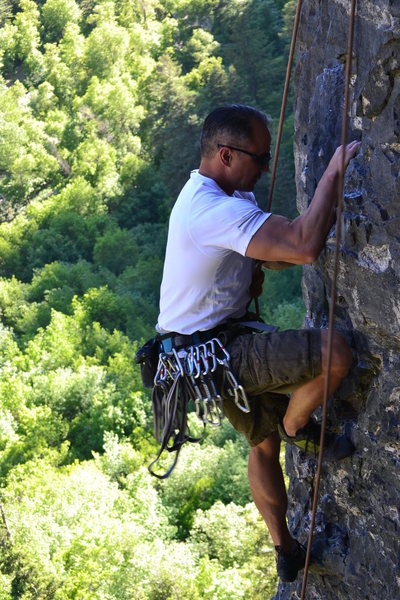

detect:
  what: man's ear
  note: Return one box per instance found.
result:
[219,147,231,167]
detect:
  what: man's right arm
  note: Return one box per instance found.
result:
[246,141,360,264]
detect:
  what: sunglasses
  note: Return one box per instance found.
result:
[217,143,272,167]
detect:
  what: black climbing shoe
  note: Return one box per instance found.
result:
[275,540,307,582]
[277,418,354,460]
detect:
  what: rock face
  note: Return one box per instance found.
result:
[274,1,400,598]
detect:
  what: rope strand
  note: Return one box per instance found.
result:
[267,0,304,212]
[253,0,304,318]
[300,1,357,597]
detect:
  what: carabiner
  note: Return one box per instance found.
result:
[199,343,210,375]
[194,345,202,378]
[185,346,195,376]
[212,337,231,364]
[172,348,185,376]
[233,384,250,413]
[204,397,222,426]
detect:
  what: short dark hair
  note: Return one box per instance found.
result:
[200,104,269,157]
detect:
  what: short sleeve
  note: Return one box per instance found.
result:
[189,189,270,256]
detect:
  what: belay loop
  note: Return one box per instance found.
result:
[146,337,250,479]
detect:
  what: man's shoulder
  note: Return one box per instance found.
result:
[189,170,227,199]
[186,172,258,207]
[174,171,229,216]
[233,189,257,205]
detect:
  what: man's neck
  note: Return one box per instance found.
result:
[198,160,234,195]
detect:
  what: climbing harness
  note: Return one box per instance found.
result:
[136,318,277,479]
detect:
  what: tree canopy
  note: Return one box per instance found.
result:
[0,0,302,596]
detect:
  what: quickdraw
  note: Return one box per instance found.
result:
[148,336,250,479]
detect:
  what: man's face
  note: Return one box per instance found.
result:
[229,122,271,192]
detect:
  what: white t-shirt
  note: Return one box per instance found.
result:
[157,170,270,334]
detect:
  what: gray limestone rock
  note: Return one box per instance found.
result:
[273,1,400,598]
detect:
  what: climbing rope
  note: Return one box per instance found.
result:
[258,0,358,595]
[253,0,303,318]
[300,0,358,597]
[267,0,304,212]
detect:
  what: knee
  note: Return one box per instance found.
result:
[321,330,352,379]
[250,431,281,462]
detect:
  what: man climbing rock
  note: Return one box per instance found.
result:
[156,104,359,582]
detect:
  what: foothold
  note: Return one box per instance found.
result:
[357,243,392,273]
[380,208,389,221]
[365,223,372,243]
[359,40,400,119]
[394,98,400,138]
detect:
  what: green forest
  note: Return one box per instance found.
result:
[0,0,304,597]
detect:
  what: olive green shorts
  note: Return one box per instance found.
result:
[221,329,322,447]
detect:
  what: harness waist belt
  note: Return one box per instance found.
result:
[159,329,221,352]
[159,319,279,352]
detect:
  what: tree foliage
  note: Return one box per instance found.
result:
[0,0,302,596]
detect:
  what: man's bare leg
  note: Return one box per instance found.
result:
[248,329,352,551]
[248,431,295,552]
[283,330,352,437]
